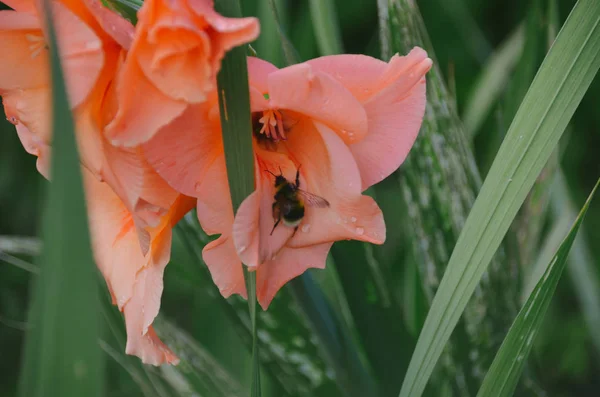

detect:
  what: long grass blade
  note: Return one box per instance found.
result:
[18,2,103,396]
[397,0,600,395]
[549,171,600,357]
[308,0,344,55]
[477,178,600,397]
[463,25,524,137]
[214,1,259,395]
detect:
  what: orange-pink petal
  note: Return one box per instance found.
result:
[142,102,222,198]
[284,121,386,247]
[307,48,432,189]
[267,63,368,144]
[255,242,333,309]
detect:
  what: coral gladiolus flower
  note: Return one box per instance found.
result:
[105,0,259,146]
[84,169,195,365]
[0,0,195,364]
[145,49,431,308]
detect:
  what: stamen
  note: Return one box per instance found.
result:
[257,109,286,141]
[26,34,47,59]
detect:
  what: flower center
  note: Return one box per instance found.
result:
[257,109,286,141]
[26,34,47,59]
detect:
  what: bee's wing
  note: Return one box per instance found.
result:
[297,189,330,208]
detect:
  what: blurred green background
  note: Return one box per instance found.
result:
[1,0,599,396]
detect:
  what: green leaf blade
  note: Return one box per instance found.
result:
[398,0,600,396]
[214,1,259,396]
[18,2,103,396]
[477,178,600,397]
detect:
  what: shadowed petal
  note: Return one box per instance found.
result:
[142,101,223,198]
[256,242,332,309]
[233,153,296,268]
[195,157,247,298]
[104,55,187,146]
[283,120,386,248]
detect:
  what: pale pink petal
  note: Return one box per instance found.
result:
[256,242,332,309]
[2,0,36,13]
[202,236,246,298]
[142,102,223,198]
[194,156,233,231]
[15,123,51,179]
[123,261,179,365]
[267,63,368,144]
[0,12,47,91]
[281,120,386,248]
[52,1,104,108]
[104,56,187,146]
[306,48,430,102]
[247,56,278,94]
[137,5,213,103]
[306,49,432,189]
[352,75,427,189]
[83,0,135,50]
[2,87,51,143]
[193,155,246,297]
[83,169,143,309]
[123,323,178,366]
[187,0,259,61]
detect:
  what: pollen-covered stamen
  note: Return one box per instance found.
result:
[258,109,286,141]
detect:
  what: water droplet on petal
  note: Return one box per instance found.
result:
[355,227,364,235]
[239,245,247,253]
[351,216,357,223]
[301,224,311,233]
[194,181,202,192]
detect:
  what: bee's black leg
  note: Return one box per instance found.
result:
[270,218,281,235]
[295,166,301,188]
[292,226,299,237]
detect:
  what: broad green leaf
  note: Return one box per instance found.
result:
[396,0,600,395]
[214,0,260,395]
[463,25,524,137]
[381,0,524,394]
[18,2,103,395]
[477,178,600,397]
[549,171,600,357]
[255,0,286,67]
[267,0,300,65]
[308,0,344,55]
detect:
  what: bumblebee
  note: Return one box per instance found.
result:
[267,166,330,235]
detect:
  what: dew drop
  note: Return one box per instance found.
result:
[7,116,18,125]
[239,245,247,253]
[340,129,348,135]
[301,224,311,233]
[194,181,202,191]
[355,227,364,235]
[351,216,357,223]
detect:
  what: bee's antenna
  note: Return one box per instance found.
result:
[278,166,283,176]
[265,169,277,177]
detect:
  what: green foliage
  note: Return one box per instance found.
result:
[18,3,103,396]
[214,0,260,395]
[397,0,600,395]
[1,0,600,397]
[477,179,599,397]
